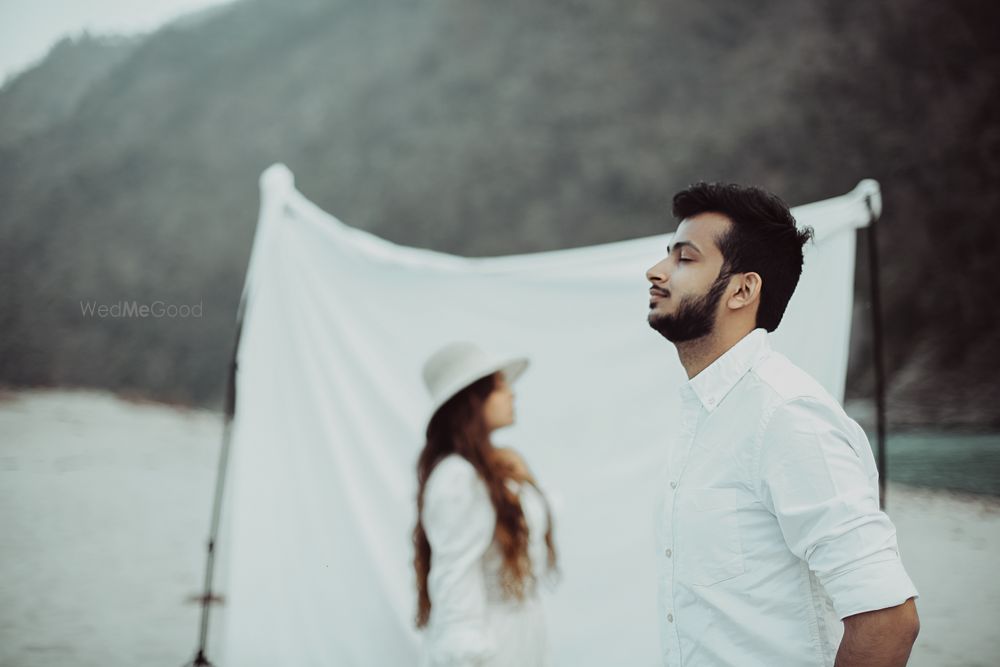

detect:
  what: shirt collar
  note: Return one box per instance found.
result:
[683,328,770,412]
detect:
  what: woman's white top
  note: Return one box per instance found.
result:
[420,454,553,667]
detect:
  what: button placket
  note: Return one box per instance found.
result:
[661,393,702,665]
[669,422,694,659]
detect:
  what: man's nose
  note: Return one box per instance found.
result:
[646,259,669,284]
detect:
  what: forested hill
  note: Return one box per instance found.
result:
[1,0,997,427]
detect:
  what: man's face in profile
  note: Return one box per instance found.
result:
[646,212,732,343]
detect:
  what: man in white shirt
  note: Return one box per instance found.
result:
[645,182,919,667]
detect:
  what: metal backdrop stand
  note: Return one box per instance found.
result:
[864,195,889,509]
[185,303,244,667]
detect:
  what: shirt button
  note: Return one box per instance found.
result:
[707,397,716,405]
[665,548,672,558]
[667,613,674,623]
[669,481,677,489]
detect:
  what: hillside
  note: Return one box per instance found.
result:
[0,0,997,426]
[0,34,138,148]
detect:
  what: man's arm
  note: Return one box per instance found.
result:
[756,398,920,662]
[835,597,919,667]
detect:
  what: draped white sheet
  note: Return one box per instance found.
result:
[209,164,880,666]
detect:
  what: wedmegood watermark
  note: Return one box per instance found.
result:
[79,300,204,318]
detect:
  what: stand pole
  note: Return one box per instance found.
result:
[864,196,889,509]
[185,306,243,666]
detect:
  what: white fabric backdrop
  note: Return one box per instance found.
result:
[209,164,880,666]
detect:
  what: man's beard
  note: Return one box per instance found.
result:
[647,271,730,343]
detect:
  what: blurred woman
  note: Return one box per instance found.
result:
[413,342,558,667]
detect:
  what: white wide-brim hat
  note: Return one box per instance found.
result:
[422,341,529,426]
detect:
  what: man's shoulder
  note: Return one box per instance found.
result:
[750,350,841,410]
[747,350,867,442]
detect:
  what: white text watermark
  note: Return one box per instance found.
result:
[79,300,203,319]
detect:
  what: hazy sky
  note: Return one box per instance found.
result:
[0,0,235,84]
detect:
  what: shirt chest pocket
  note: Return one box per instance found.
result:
[680,488,746,587]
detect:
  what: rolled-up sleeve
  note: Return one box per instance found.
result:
[757,397,918,619]
[422,457,497,666]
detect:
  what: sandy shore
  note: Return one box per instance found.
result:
[1,390,997,666]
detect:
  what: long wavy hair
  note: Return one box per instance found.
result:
[413,372,558,628]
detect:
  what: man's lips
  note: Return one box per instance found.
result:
[649,287,669,310]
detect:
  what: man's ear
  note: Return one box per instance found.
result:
[727,272,762,311]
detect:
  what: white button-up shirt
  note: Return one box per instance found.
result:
[656,329,917,666]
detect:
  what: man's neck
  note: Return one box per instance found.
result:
[675,326,756,380]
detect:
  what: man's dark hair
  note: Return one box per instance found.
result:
[672,182,814,332]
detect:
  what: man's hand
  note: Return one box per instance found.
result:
[836,597,919,667]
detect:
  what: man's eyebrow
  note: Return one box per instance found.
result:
[666,240,702,254]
